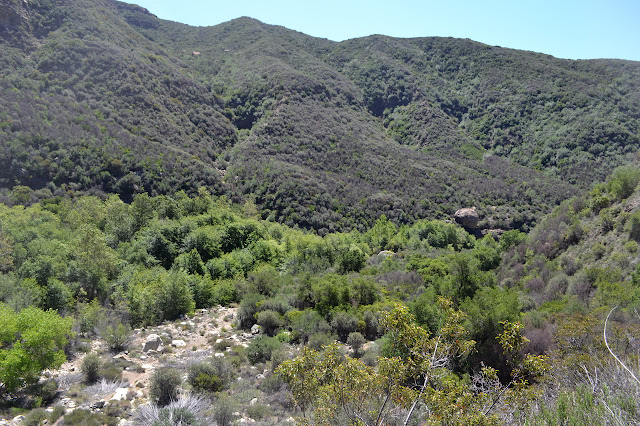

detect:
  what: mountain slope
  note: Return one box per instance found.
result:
[0,0,236,200]
[2,0,639,232]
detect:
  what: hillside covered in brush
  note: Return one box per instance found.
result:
[2,168,640,424]
[2,0,640,233]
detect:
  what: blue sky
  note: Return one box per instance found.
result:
[123,0,640,61]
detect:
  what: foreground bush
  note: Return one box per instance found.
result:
[135,394,211,426]
[187,362,223,394]
[247,336,282,365]
[150,367,182,406]
[0,304,74,393]
[81,353,101,384]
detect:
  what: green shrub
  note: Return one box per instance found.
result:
[213,395,237,426]
[160,272,196,321]
[0,304,73,392]
[98,360,123,382]
[307,332,333,350]
[237,293,263,329]
[228,345,247,368]
[247,336,281,364]
[49,405,65,423]
[361,347,379,367]
[624,240,638,253]
[155,406,198,426]
[362,310,382,340]
[150,367,182,406]
[338,244,366,273]
[192,373,223,394]
[81,353,101,384]
[172,249,206,275]
[32,378,58,407]
[24,408,48,426]
[259,373,285,393]
[63,409,118,426]
[347,332,366,358]
[256,310,284,336]
[247,404,273,421]
[76,299,103,335]
[102,322,131,352]
[331,311,359,342]
[103,400,131,419]
[627,211,640,242]
[187,362,223,393]
[608,166,640,200]
[41,279,73,313]
[210,279,238,306]
[247,264,280,295]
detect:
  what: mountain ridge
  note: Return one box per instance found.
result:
[1,0,639,233]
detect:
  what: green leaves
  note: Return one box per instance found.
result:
[0,303,73,393]
[279,300,548,424]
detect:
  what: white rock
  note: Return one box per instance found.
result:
[250,398,258,405]
[111,387,130,401]
[214,352,225,358]
[171,339,187,347]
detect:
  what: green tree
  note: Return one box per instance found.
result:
[72,225,118,301]
[365,215,398,252]
[338,244,367,273]
[608,166,640,200]
[0,304,74,393]
[0,230,14,272]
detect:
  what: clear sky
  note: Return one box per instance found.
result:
[122,0,640,61]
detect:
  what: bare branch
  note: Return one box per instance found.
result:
[604,306,640,386]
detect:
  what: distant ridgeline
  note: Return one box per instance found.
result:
[1,0,640,233]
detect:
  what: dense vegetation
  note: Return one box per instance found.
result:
[3,0,640,233]
[3,0,640,423]
[1,168,640,423]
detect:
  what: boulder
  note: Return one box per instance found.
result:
[250,324,262,335]
[453,208,479,229]
[142,334,163,352]
[171,339,186,348]
[111,387,130,401]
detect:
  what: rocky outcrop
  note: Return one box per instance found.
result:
[0,0,29,30]
[454,208,479,229]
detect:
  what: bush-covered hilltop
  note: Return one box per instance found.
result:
[3,0,640,232]
[4,168,640,423]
